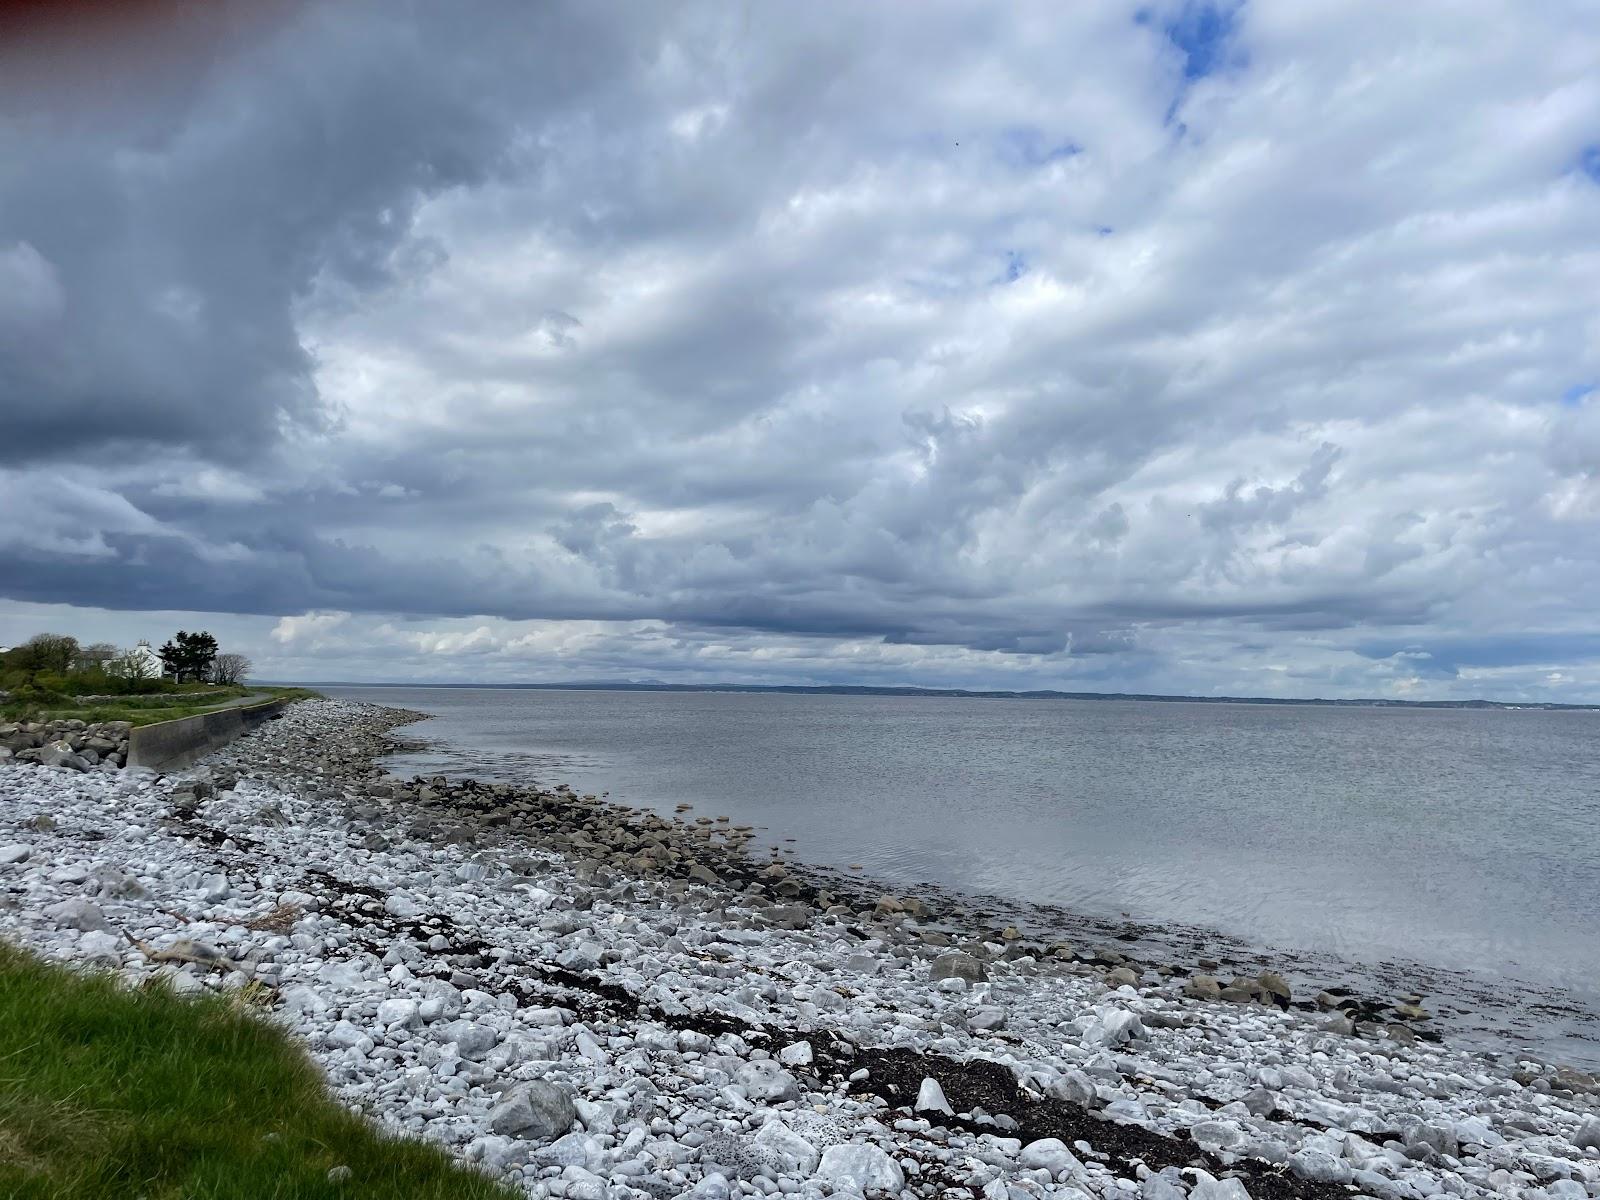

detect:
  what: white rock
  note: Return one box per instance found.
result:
[536,1131,603,1170]
[0,844,30,865]
[736,1059,800,1103]
[753,1117,821,1175]
[1079,1005,1145,1048]
[575,1030,608,1063]
[327,1020,371,1051]
[1019,1137,1082,1175]
[384,894,423,919]
[682,1173,731,1200]
[376,997,419,1027]
[77,929,123,964]
[279,984,330,1015]
[778,1039,813,1066]
[1187,1171,1252,1199]
[915,1076,953,1115]
[817,1143,905,1194]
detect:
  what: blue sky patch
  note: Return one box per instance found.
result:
[1139,0,1245,82]
[1562,382,1596,407]
[1581,145,1600,183]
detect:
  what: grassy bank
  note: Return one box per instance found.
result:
[3,684,323,727]
[0,942,516,1199]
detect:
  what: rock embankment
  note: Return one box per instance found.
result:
[1,718,131,769]
[3,698,1599,1200]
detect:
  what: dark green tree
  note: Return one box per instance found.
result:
[157,630,220,683]
[10,633,79,674]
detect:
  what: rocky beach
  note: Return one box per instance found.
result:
[3,698,1599,1200]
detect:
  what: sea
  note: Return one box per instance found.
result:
[322,685,1600,1067]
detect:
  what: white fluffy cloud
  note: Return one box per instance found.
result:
[3,1,1600,698]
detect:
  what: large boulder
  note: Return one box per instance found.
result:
[817,1144,904,1194]
[44,897,112,932]
[39,740,90,771]
[735,1059,800,1103]
[1019,1138,1082,1175]
[487,1079,577,1141]
[437,1019,498,1058]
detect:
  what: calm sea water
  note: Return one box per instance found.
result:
[325,686,1600,1047]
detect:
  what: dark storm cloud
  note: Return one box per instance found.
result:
[0,2,662,461]
[4,0,1600,697]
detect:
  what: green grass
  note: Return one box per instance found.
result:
[4,686,322,727]
[0,943,519,1199]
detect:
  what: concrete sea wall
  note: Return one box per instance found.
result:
[125,698,291,772]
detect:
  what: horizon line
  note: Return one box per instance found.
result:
[263,679,1600,711]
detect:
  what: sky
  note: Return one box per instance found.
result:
[2,0,1599,699]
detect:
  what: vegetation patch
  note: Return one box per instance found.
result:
[0,942,518,1200]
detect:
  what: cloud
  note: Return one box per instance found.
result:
[2,1,1600,698]
[270,610,349,646]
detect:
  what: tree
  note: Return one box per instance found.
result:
[210,653,252,685]
[158,630,219,683]
[13,633,79,674]
[107,646,157,681]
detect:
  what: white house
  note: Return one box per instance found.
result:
[119,639,167,679]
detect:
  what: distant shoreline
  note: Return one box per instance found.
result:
[280,680,1600,712]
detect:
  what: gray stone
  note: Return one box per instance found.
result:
[1288,1148,1353,1183]
[1571,1115,1600,1152]
[930,952,987,983]
[1189,1119,1247,1153]
[44,897,112,932]
[40,740,90,771]
[1241,1086,1279,1117]
[968,1005,1008,1031]
[1048,1069,1099,1108]
[437,1019,498,1058]
[487,1080,576,1141]
[0,844,30,865]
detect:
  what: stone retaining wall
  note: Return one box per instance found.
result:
[125,698,292,772]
